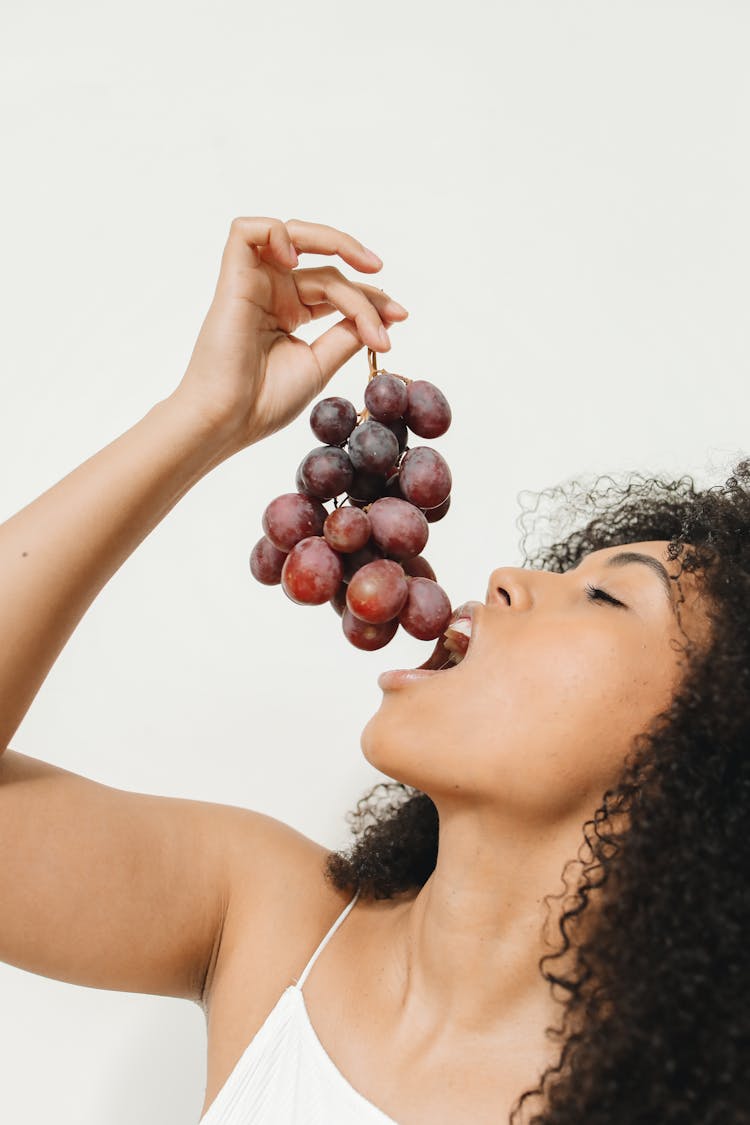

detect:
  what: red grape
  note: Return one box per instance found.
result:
[422,494,451,523]
[262,493,327,552]
[341,542,385,582]
[281,537,344,605]
[367,496,429,561]
[323,506,371,553]
[383,417,408,453]
[299,445,354,500]
[404,380,452,438]
[310,397,357,445]
[346,559,409,623]
[329,583,348,617]
[384,472,405,500]
[363,372,408,422]
[342,608,399,651]
[402,554,437,581]
[347,469,387,504]
[399,447,452,509]
[347,420,400,475]
[295,461,308,493]
[398,577,452,639]
[249,536,288,585]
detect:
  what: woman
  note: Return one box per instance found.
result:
[0,216,746,1125]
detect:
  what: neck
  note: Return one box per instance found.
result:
[389,800,590,1036]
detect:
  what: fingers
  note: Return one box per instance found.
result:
[357,282,410,325]
[224,216,299,272]
[309,318,367,384]
[306,300,405,324]
[306,289,407,328]
[306,302,338,321]
[293,269,408,352]
[219,215,406,385]
[224,215,384,276]
[285,218,383,274]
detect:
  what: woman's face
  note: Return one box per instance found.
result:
[361,540,709,822]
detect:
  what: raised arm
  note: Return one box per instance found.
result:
[0,392,233,753]
[0,215,408,1005]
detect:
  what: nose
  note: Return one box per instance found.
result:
[485,566,535,611]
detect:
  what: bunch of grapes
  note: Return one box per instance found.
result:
[249,348,454,651]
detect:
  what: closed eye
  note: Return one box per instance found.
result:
[585,582,626,608]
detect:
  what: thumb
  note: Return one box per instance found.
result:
[309,318,370,392]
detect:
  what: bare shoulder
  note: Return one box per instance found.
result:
[201,808,354,1014]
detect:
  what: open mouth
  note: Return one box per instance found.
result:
[418,603,479,671]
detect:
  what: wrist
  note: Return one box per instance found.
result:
[156,387,253,471]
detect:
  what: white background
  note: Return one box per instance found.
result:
[1,1,748,1121]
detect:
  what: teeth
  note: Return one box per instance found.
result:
[443,616,472,661]
[417,607,477,672]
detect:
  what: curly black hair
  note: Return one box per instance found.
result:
[324,458,750,1124]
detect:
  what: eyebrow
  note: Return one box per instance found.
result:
[571,551,676,611]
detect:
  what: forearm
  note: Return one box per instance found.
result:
[0,390,240,751]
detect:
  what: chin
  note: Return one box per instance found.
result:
[359,710,396,772]
[359,703,443,792]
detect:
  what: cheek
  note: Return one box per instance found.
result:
[361,632,668,818]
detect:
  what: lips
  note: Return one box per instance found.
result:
[418,600,482,670]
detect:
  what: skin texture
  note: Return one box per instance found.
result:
[357,540,710,1049]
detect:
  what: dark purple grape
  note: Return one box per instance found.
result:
[363,372,408,422]
[399,447,452,509]
[299,445,354,500]
[346,559,409,623]
[403,380,452,438]
[295,461,308,494]
[398,577,452,640]
[347,469,387,504]
[310,397,358,444]
[421,494,451,523]
[342,608,399,651]
[262,493,328,552]
[323,506,371,553]
[347,420,400,475]
[280,536,343,605]
[249,536,288,585]
[367,496,429,561]
[329,583,348,617]
[384,472,404,500]
[383,417,408,453]
[403,554,437,581]
[341,542,385,582]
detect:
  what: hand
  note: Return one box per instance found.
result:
[172,216,409,452]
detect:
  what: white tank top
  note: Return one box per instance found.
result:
[199,888,398,1124]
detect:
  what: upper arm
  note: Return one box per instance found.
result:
[0,748,313,1006]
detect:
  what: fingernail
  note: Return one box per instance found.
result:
[387,300,409,315]
[288,245,299,266]
[377,326,390,347]
[363,246,383,266]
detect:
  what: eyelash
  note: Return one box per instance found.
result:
[585,582,626,608]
